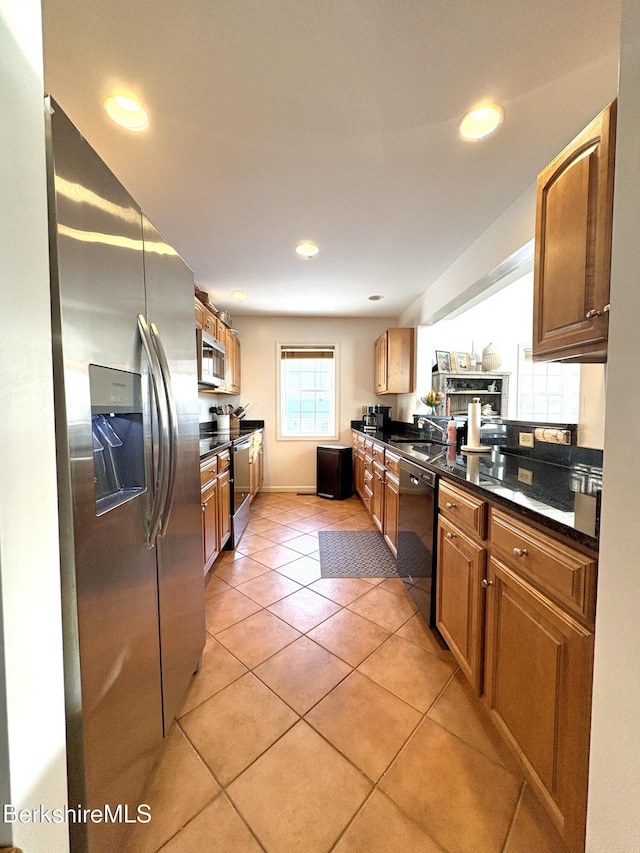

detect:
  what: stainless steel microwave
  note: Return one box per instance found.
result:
[197,328,226,388]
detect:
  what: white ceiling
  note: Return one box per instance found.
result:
[42,0,621,319]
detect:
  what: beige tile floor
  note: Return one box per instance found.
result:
[127,492,571,853]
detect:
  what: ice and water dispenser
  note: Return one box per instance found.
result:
[89,364,146,515]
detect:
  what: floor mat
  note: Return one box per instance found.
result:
[317,530,399,578]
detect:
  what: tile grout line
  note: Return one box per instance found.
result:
[500,779,527,853]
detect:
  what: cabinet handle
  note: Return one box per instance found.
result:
[445,501,456,509]
[446,531,456,539]
[586,309,602,319]
[201,502,207,511]
[481,578,494,588]
[513,547,529,557]
[603,303,610,313]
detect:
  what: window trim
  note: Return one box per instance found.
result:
[275,342,340,441]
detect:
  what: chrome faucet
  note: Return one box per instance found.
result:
[417,416,448,437]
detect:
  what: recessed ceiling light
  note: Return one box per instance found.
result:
[104,94,149,132]
[459,104,504,140]
[295,240,319,259]
[231,290,248,301]
[368,295,384,301]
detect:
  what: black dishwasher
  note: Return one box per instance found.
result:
[396,458,438,626]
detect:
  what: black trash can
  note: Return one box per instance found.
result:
[316,445,353,500]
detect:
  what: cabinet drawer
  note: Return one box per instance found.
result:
[384,450,400,475]
[200,456,218,488]
[372,442,385,464]
[439,480,487,539]
[217,449,231,473]
[490,508,597,623]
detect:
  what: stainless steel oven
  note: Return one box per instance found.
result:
[396,457,438,626]
[229,436,252,547]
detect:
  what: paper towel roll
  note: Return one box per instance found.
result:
[467,397,481,448]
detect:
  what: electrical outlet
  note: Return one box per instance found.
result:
[518,467,534,485]
[519,432,535,448]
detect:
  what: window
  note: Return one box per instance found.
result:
[516,345,580,422]
[278,345,337,439]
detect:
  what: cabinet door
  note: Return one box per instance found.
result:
[383,470,399,557]
[195,297,205,329]
[436,516,486,694]
[372,461,385,533]
[374,332,388,393]
[203,307,217,336]
[202,479,219,572]
[218,470,231,548]
[484,556,594,853]
[533,100,616,362]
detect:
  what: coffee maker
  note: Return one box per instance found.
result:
[374,405,392,432]
[362,406,378,431]
[362,404,392,433]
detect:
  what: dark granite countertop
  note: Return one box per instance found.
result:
[199,421,264,460]
[353,425,601,550]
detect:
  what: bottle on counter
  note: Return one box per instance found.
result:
[447,417,457,444]
[470,341,481,371]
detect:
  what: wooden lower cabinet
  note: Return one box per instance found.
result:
[484,556,594,852]
[435,479,596,853]
[436,515,486,694]
[202,478,219,570]
[201,450,232,574]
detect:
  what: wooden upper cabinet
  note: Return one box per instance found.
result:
[223,329,241,394]
[533,100,616,362]
[374,327,415,394]
[195,297,205,330]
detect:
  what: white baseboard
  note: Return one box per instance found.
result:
[259,486,316,494]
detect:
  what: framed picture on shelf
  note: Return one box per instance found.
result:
[435,350,451,372]
[453,351,471,372]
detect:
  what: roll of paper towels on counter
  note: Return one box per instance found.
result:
[467,397,481,448]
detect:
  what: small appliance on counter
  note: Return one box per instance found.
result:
[362,405,378,431]
[361,404,392,433]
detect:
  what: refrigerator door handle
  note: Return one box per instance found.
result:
[150,321,178,536]
[138,313,170,546]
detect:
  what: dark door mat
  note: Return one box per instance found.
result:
[318,530,399,578]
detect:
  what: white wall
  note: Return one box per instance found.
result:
[232,315,398,490]
[0,2,69,851]
[587,1,640,849]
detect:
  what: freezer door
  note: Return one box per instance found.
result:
[142,216,205,730]
[47,100,164,852]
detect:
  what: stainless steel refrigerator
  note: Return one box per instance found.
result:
[45,98,205,853]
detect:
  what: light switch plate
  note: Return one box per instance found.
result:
[519,432,535,448]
